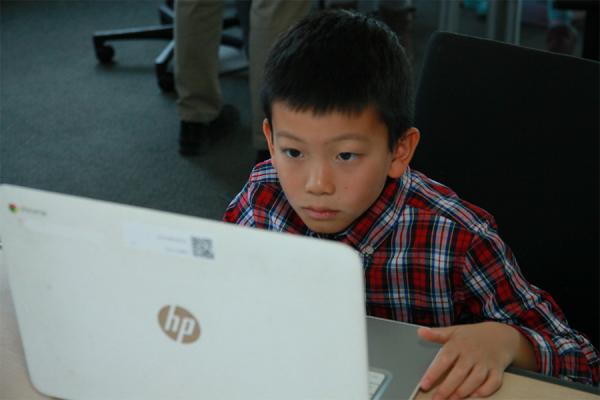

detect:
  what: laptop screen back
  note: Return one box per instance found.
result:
[0,184,370,400]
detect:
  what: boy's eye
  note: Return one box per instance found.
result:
[282,148,303,159]
[337,152,358,161]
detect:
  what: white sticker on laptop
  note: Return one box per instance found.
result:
[123,222,214,260]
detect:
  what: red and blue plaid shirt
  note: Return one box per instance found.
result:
[224,160,599,385]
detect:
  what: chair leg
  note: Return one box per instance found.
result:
[92,1,246,90]
[155,40,175,92]
[93,25,173,64]
[159,4,174,24]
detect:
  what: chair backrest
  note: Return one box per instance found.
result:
[413,32,599,347]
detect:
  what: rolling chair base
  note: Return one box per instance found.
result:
[92,3,246,92]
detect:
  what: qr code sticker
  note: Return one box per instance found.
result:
[191,237,214,259]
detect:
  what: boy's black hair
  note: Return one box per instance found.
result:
[261,9,413,150]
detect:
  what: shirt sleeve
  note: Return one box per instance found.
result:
[460,229,600,385]
[223,181,256,227]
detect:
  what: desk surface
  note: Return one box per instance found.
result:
[1,251,598,400]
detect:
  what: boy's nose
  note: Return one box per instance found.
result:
[305,162,335,195]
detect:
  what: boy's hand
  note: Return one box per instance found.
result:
[417,322,530,399]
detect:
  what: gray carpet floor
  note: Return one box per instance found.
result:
[0,0,570,220]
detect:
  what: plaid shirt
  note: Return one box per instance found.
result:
[224,161,599,385]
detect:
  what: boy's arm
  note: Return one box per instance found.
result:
[465,233,598,382]
[418,321,536,398]
[420,231,598,398]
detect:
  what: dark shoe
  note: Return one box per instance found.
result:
[255,150,271,165]
[179,104,239,156]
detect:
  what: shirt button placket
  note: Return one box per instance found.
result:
[362,246,375,266]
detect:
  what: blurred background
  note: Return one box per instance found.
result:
[0,0,590,220]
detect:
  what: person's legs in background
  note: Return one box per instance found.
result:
[378,0,415,60]
[545,0,576,54]
[249,0,311,162]
[463,0,489,18]
[325,0,415,60]
[175,0,238,156]
[465,0,577,55]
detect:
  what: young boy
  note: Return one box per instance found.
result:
[224,9,599,398]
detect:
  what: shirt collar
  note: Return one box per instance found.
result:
[338,167,412,256]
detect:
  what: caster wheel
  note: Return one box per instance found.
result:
[95,45,115,64]
[158,72,175,92]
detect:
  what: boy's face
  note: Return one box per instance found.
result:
[264,102,419,234]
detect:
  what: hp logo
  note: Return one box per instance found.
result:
[158,305,201,344]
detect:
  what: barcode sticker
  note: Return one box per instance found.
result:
[191,237,214,259]
[124,222,215,261]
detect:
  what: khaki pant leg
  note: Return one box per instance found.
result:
[249,0,311,150]
[175,0,225,123]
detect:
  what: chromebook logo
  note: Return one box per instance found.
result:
[7,203,46,216]
[158,305,201,344]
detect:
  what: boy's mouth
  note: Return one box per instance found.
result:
[302,207,339,220]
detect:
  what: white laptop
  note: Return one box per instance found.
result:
[0,184,437,400]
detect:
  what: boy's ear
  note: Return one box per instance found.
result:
[262,118,276,168]
[388,127,420,178]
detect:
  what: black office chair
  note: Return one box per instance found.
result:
[92,0,245,92]
[413,32,599,347]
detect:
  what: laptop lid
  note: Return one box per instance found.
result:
[0,184,370,399]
